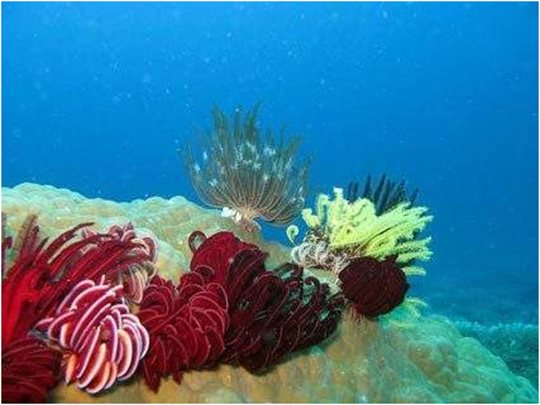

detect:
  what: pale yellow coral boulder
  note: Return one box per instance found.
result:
[1,183,537,403]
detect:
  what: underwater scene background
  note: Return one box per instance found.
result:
[2,1,539,401]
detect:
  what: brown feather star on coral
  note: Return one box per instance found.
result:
[181,104,310,232]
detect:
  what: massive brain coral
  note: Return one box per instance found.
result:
[2,183,538,404]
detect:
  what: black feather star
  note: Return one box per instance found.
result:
[346,173,419,215]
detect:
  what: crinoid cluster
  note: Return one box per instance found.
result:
[287,184,433,319]
[289,187,433,275]
[1,214,154,402]
[138,231,345,391]
[181,104,310,232]
[82,222,158,303]
[137,274,229,391]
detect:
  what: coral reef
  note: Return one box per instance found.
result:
[422,281,538,387]
[181,104,310,231]
[0,183,290,277]
[2,183,538,403]
[454,321,539,389]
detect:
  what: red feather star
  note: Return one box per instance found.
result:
[138,231,345,391]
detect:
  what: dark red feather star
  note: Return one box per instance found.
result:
[338,255,409,318]
[138,231,345,391]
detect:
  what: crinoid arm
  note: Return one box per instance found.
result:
[307,188,433,270]
[181,104,310,231]
[289,183,433,319]
[346,173,419,215]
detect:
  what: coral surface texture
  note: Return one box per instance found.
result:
[1,183,537,403]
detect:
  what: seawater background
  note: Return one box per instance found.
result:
[3,2,538,327]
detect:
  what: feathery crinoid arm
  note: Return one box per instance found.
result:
[181,104,310,231]
[300,188,433,272]
[330,199,433,265]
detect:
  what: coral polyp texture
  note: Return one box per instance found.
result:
[181,104,310,232]
[455,321,539,389]
[1,183,537,403]
[35,277,150,394]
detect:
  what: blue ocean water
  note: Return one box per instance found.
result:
[2,2,538,324]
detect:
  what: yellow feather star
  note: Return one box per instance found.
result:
[299,187,433,270]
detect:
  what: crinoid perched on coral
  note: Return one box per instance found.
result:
[2,184,538,404]
[289,187,433,275]
[34,277,150,394]
[137,274,230,392]
[287,186,433,318]
[82,222,158,303]
[187,231,345,372]
[138,230,344,391]
[181,104,310,232]
[338,256,409,318]
[1,214,154,401]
